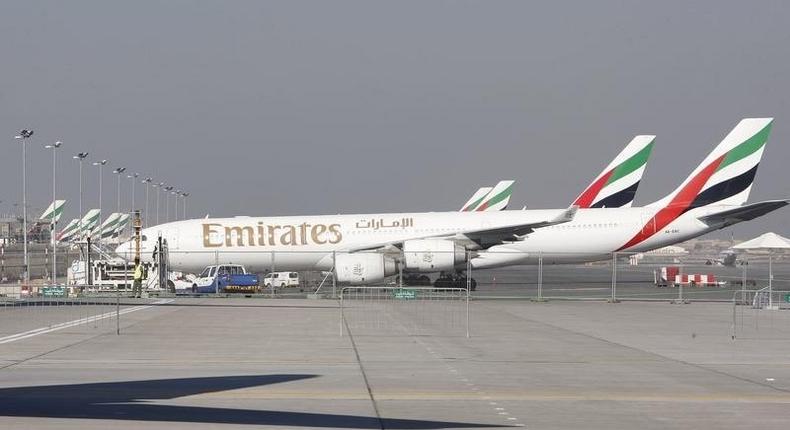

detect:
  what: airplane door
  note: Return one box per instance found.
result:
[168,230,180,266]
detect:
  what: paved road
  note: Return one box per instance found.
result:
[1,297,789,429]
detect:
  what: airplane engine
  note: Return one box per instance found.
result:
[335,253,398,285]
[403,239,467,272]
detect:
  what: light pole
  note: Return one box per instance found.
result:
[173,190,182,221]
[142,177,152,226]
[73,153,89,239]
[155,182,164,225]
[181,192,189,219]
[164,186,174,222]
[14,129,33,284]
[113,167,126,214]
[45,141,62,284]
[92,160,108,246]
[128,173,139,213]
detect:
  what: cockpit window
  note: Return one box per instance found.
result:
[141,235,147,241]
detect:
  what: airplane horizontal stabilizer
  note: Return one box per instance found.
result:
[697,200,789,227]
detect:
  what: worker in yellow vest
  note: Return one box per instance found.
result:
[132,264,143,298]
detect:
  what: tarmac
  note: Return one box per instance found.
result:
[1,297,790,429]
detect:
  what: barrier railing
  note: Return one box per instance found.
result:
[340,286,469,338]
[7,247,786,304]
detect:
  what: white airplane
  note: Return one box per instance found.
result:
[472,118,783,269]
[117,118,786,286]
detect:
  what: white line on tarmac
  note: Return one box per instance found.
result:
[0,299,173,345]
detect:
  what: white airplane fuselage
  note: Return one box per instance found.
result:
[125,205,729,274]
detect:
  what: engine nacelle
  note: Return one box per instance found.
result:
[335,253,398,285]
[403,239,467,272]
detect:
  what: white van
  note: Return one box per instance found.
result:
[262,272,299,288]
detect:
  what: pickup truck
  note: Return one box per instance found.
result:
[190,264,260,294]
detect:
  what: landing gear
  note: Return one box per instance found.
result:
[400,274,432,286]
[433,272,476,291]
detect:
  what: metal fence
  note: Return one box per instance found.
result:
[731,289,790,340]
[5,247,790,305]
[3,245,789,344]
[340,286,469,338]
[0,294,162,340]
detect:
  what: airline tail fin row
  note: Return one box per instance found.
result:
[460,180,515,212]
[463,134,656,212]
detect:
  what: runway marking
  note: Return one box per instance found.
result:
[195,390,790,402]
[0,299,172,345]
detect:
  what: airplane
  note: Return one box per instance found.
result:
[411,136,653,285]
[117,118,786,289]
[472,118,784,270]
[427,134,657,286]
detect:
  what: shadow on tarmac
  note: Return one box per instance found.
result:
[0,374,505,428]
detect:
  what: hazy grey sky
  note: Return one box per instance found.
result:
[1,0,788,238]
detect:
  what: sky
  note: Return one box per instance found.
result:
[1,0,789,239]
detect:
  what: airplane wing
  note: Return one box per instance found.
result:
[698,200,789,227]
[345,205,578,253]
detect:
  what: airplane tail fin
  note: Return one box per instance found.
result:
[648,118,773,210]
[39,200,66,223]
[572,135,655,208]
[475,180,515,211]
[460,187,493,211]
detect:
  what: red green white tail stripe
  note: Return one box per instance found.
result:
[573,136,655,208]
[113,213,131,237]
[460,187,494,211]
[39,200,66,223]
[474,180,515,211]
[98,213,122,239]
[620,118,773,251]
[56,218,80,242]
[79,209,102,235]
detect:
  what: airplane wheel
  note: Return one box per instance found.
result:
[433,276,453,290]
[191,285,197,293]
